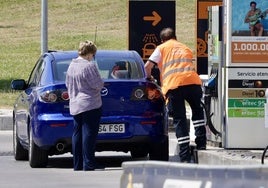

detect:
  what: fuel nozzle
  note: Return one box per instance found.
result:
[204,73,217,88]
[204,68,218,98]
[201,71,222,138]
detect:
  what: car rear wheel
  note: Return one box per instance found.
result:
[130,148,148,158]
[29,127,48,168]
[149,136,169,161]
[13,120,28,160]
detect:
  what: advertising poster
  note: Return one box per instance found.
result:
[231,0,268,63]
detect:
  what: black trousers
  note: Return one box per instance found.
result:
[72,107,102,170]
[166,85,207,162]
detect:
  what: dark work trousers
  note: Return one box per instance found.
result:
[166,85,206,162]
[72,107,102,170]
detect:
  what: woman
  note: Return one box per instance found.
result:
[66,40,104,171]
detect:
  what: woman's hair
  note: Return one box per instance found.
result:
[160,27,176,42]
[78,40,97,56]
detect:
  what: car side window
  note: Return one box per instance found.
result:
[28,58,45,87]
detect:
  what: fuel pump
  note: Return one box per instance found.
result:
[203,0,268,149]
[203,6,223,146]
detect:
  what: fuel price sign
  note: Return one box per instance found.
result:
[231,37,268,63]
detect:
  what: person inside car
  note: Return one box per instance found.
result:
[110,61,129,79]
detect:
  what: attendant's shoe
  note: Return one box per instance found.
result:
[73,168,83,171]
[181,160,191,163]
[94,164,105,170]
[196,146,206,150]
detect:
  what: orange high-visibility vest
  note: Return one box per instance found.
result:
[157,39,201,95]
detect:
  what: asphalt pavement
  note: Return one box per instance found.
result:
[1,108,268,165]
[0,109,12,130]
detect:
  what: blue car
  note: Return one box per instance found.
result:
[11,50,169,168]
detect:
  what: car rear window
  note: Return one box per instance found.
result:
[95,58,144,80]
[53,58,144,81]
[95,58,143,80]
[54,60,71,81]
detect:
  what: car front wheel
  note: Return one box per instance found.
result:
[130,147,148,158]
[29,126,48,168]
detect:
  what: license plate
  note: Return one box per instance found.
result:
[98,124,125,133]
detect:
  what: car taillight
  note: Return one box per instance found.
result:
[146,87,162,100]
[145,84,162,101]
[61,91,69,100]
[40,92,57,102]
[131,83,163,101]
[40,90,69,103]
[134,88,144,99]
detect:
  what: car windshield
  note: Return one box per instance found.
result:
[53,57,144,81]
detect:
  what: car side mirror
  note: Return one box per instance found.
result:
[11,79,27,90]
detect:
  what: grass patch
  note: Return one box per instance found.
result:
[0,0,195,108]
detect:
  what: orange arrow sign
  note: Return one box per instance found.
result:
[143,11,161,26]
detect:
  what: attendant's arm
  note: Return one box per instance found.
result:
[144,60,155,79]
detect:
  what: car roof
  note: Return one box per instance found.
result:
[46,50,142,61]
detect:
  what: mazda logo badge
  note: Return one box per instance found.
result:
[101,87,108,96]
